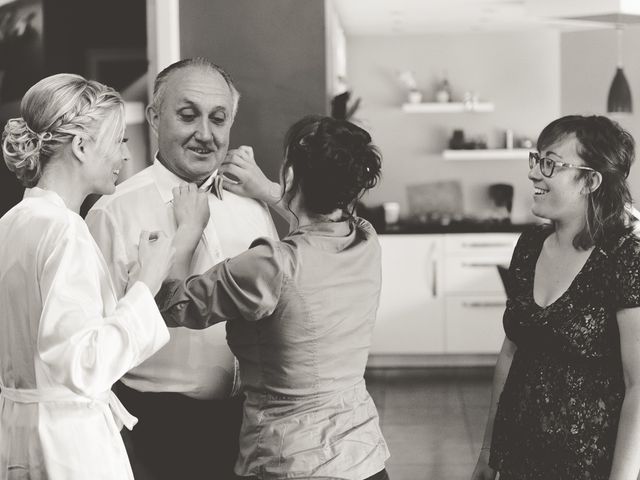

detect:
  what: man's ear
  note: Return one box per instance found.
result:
[70,135,86,163]
[583,171,603,194]
[146,104,159,135]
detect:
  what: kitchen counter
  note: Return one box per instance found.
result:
[380,221,536,235]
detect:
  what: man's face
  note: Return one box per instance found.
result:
[148,66,235,183]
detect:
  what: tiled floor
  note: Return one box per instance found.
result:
[364,367,494,480]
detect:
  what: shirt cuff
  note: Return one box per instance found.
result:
[122,281,171,359]
[155,278,190,327]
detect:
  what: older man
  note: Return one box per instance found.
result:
[86,58,277,480]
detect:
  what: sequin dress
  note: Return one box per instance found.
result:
[489,225,640,479]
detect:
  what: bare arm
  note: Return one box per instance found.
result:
[470,336,517,480]
[609,307,640,480]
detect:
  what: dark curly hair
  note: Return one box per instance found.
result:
[536,115,635,249]
[282,115,382,216]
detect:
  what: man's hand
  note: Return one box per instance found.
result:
[220,146,281,205]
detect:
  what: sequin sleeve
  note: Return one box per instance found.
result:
[613,234,640,310]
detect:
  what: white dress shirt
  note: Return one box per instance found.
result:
[0,188,169,480]
[86,158,278,400]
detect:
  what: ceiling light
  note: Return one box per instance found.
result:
[607,26,632,113]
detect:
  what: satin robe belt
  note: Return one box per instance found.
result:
[0,385,138,430]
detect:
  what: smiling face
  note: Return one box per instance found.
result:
[528,134,591,223]
[84,109,129,195]
[148,66,235,183]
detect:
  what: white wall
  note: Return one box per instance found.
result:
[561,25,640,205]
[348,31,562,223]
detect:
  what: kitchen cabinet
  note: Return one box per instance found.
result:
[445,296,506,353]
[370,235,444,355]
[370,232,519,364]
[442,233,518,353]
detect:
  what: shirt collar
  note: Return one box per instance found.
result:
[24,187,68,209]
[290,218,353,238]
[150,153,220,203]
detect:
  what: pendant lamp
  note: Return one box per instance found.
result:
[607,26,633,113]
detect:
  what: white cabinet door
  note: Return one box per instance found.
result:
[442,233,518,294]
[443,255,512,294]
[371,235,445,354]
[444,233,519,254]
[445,295,506,353]
[442,233,517,354]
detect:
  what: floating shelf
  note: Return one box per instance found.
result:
[442,149,530,161]
[402,102,495,113]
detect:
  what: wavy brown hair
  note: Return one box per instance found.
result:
[281,115,382,217]
[537,115,635,249]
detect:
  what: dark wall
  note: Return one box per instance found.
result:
[43,0,146,79]
[0,0,146,215]
[179,0,328,184]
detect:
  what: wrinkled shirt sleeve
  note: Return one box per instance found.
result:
[37,220,170,397]
[85,207,131,298]
[158,237,285,329]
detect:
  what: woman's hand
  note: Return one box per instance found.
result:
[172,184,209,252]
[169,184,210,280]
[220,146,281,205]
[173,183,209,231]
[470,452,497,480]
[137,230,174,295]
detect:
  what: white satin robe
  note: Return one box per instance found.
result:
[0,188,170,480]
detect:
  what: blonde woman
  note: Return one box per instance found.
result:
[0,74,173,480]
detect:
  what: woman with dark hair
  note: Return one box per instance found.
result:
[471,115,640,480]
[158,115,390,480]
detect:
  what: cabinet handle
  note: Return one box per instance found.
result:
[461,262,501,268]
[432,259,437,297]
[462,301,505,308]
[461,242,513,248]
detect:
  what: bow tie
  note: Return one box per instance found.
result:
[206,175,225,200]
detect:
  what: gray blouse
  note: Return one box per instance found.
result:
[158,217,389,479]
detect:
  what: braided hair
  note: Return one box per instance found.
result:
[2,73,124,187]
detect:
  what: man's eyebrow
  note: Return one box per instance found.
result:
[176,100,196,108]
[175,100,229,114]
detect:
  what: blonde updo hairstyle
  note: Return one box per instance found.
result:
[2,73,125,187]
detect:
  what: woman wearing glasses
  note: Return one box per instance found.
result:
[471,115,640,480]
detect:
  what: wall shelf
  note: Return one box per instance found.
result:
[443,148,530,161]
[402,102,495,113]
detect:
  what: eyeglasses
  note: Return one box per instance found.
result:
[528,151,597,178]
